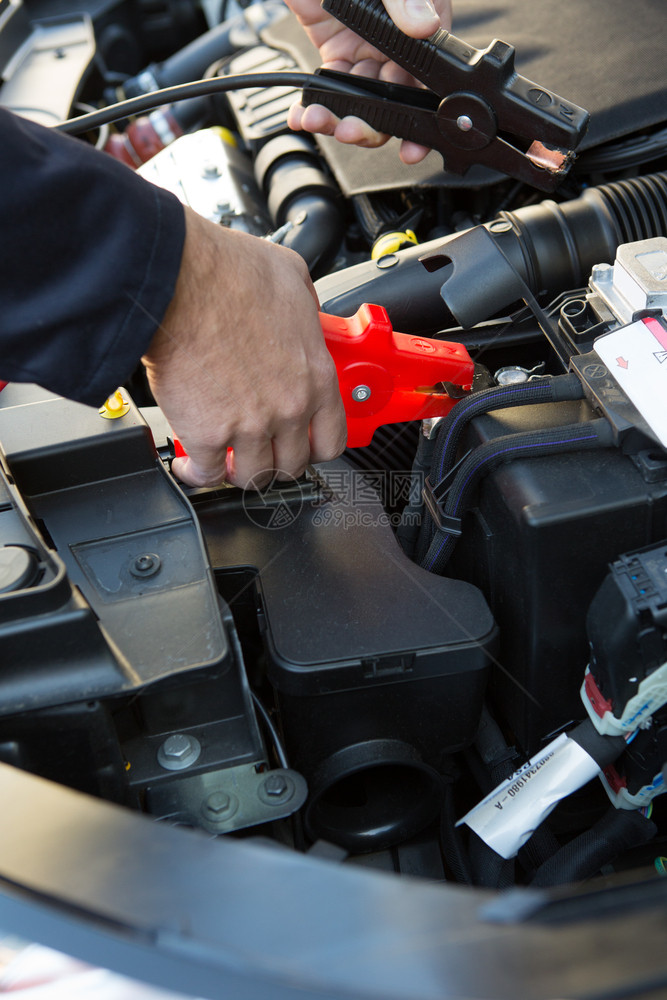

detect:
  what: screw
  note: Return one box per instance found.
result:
[130,553,161,578]
[456,115,473,132]
[263,773,288,797]
[202,162,221,178]
[352,385,371,402]
[157,733,201,771]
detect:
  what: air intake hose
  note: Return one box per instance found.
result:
[315,171,667,332]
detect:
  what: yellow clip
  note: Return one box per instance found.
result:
[99,389,130,419]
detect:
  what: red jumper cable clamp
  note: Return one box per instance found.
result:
[320,302,473,447]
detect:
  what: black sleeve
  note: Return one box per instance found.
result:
[0,107,186,406]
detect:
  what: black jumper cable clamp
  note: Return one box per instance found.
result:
[302,0,589,191]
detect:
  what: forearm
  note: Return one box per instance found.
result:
[0,107,185,405]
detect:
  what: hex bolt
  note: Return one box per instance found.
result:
[202,791,231,817]
[456,115,473,132]
[352,385,371,402]
[263,773,288,797]
[157,733,201,771]
[206,791,231,813]
[201,789,238,823]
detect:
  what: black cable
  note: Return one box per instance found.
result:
[251,691,289,770]
[396,426,438,558]
[439,783,473,884]
[431,373,585,493]
[531,808,657,887]
[420,417,615,574]
[576,126,667,174]
[56,73,372,135]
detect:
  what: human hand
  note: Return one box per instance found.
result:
[142,206,347,489]
[285,0,452,164]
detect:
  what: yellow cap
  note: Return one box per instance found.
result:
[99,389,130,419]
[371,229,418,260]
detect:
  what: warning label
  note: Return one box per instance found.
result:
[595,318,667,448]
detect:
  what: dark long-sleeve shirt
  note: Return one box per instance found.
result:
[0,107,185,405]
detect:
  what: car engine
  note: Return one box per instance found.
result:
[2,0,667,904]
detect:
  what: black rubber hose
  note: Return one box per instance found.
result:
[531,808,657,887]
[420,418,615,574]
[254,135,344,277]
[474,704,518,787]
[465,708,518,888]
[123,5,284,97]
[281,195,345,277]
[315,170,667,334]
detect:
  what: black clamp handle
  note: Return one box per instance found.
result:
[303,0,589,190]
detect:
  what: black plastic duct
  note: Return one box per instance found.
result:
[315,171,667,332]
[254,134,344,277]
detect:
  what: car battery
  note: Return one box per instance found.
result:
[452,397,667,754]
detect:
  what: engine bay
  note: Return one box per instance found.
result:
[3,0,667,923]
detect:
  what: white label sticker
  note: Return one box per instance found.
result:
[594,318,667,448]
[457,733,600,859]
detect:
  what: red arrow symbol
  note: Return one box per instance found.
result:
[616,356,629,369]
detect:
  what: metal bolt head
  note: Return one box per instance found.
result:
[202,162,221,178]
[205,791,231,814]
[201,789,238,823]
[157,733,201,771]
[130,553,160,578]
[352,385,371,402]
[263,773,288,797]
[456,115,473,132]
[163,734,192,758]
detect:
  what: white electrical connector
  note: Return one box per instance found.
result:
[582,662,667,737]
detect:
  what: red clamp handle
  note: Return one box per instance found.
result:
[172,303,473,459]
[321,303,473,447]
